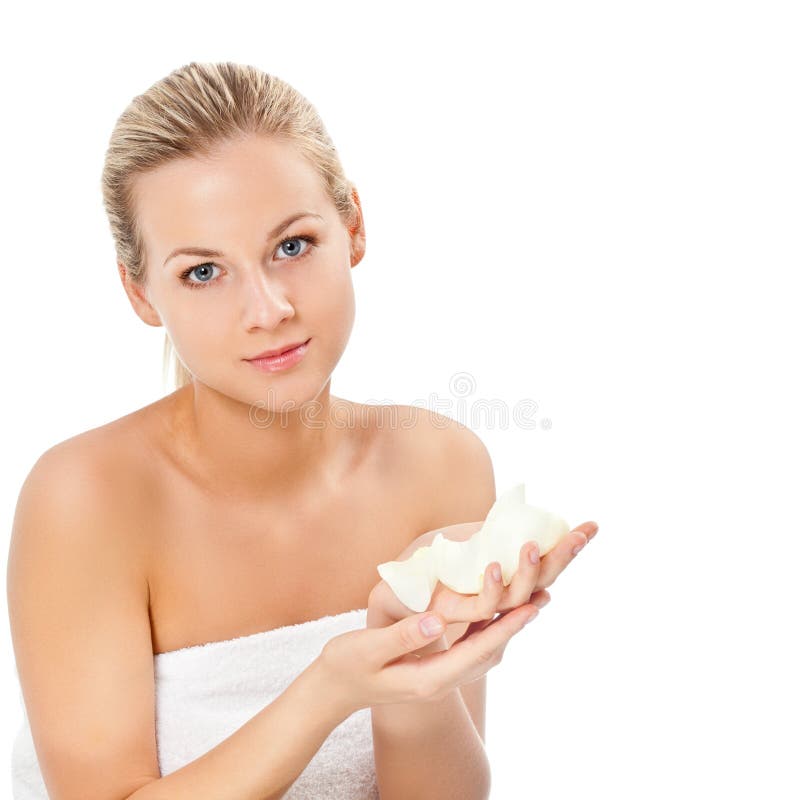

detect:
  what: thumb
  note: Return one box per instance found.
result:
[387,613,445,656]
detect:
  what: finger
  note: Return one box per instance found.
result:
[477,560,506,618]
[376,611,448,664]
[536,527,592,588]
[532,589,551,608]
[504,540,543,608]
[572,520,599,544]
[414,603,539,692]
[428,563,503,626]
[454,587,550,647]
[451,612,498,646]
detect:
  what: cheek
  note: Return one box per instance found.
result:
[315,268,355,337]
[162,303,228,361]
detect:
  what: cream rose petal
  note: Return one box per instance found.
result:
[376,483,570,612]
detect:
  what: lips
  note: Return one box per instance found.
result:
[246,338,310,360]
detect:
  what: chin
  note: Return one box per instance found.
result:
[236,370,333,416]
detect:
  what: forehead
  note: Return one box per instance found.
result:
[132,135,330,249]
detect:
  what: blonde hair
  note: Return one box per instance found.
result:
[100,61,360,392]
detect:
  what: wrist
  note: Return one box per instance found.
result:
[305,652,360,722]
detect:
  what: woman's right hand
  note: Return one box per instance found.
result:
[318,600,539,714]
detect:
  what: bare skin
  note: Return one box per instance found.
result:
[8,131,597,800]
[108,132,437,652]
[119,133,367,504]
[105,132,596,652]
[87,390,438,655]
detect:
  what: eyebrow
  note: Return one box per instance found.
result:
[162,211,324,267]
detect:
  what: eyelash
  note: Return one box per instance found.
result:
[178,233,319,289]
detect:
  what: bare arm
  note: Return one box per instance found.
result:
[126,658,351,800]
[368,608,492,800]
[7,445,353,800]
[368,416,497,800]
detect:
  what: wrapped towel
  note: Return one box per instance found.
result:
[12,607,379,799]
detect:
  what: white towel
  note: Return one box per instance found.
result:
[11,607,379,799]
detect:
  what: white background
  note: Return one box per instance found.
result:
[2,1,798,797]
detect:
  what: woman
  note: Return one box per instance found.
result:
[8,61,597,799]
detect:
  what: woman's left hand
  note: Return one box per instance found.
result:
[367,519,598,630]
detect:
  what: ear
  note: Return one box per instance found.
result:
[347,187,366,268]
[117,262,162,328]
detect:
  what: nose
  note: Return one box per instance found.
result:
[241,269,296,331]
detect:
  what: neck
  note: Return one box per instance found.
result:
[168,379,345,504]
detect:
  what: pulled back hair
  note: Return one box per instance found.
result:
[100,61,359,391]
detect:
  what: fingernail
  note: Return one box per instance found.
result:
[529,544,540,565]
[523,609,539,626]
[572,534,587,556]
[491,565,502,582]
[420,616,443,636]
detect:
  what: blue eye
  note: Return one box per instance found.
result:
[179,262,220,288]
[276,235,312,260]
[178,233,319,290]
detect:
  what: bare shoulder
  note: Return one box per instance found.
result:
[32,416,147,479]
[12,404,165,576]
[371,403,497,531]
[7,418,160,795]
[11,422,154,587]
[37,391,174,476]
[36,389,177,492]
